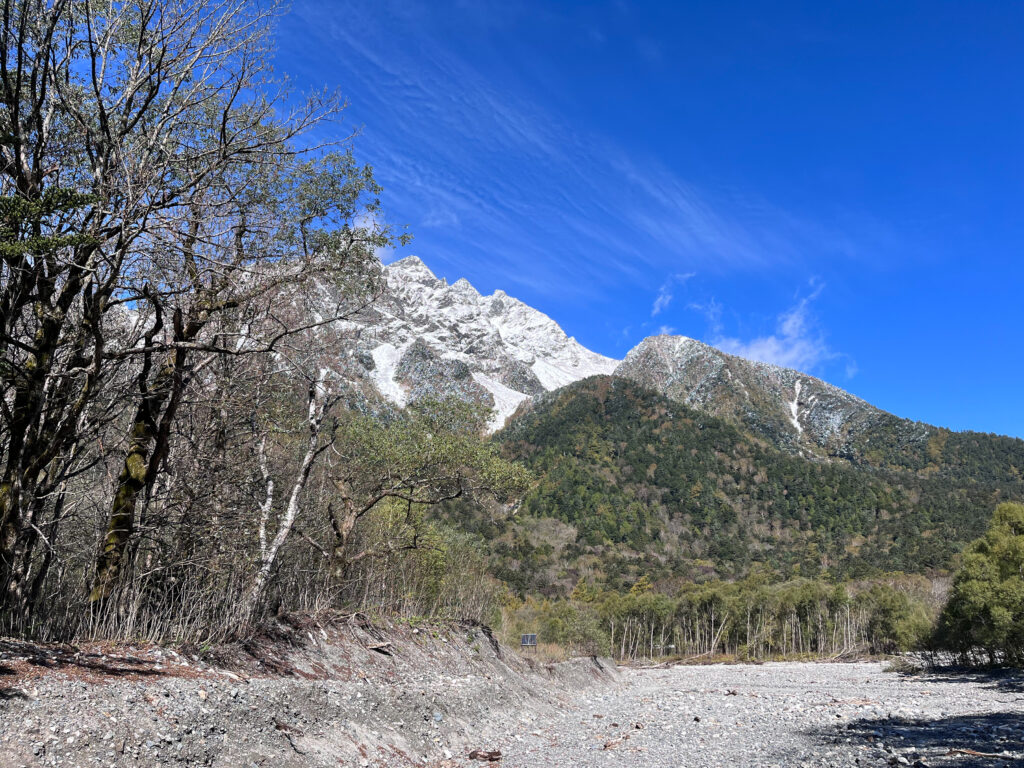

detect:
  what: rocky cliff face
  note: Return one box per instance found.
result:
[345,256,618,430]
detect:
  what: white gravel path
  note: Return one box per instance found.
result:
[494,662,1024,768]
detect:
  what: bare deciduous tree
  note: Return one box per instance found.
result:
[0,0,403,629]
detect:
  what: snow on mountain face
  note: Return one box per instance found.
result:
[350,256,618,430]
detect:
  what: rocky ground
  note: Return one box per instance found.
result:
[1,629,1021,768]
[498,661,1024,768]
[0,618,613,768]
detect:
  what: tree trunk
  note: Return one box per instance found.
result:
[0,302,71,610]
[329,498,360,584]
[241,375,329,628]
[90,343,186,603]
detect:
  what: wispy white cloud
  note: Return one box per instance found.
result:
[686,298,723,334]
[712,283,836,372]
[651,290,672,316]
[422,208,460,228]
[658,324,676,335]
[651,271,696,316]
[287,0,871,304]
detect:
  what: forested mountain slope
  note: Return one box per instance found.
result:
[450,377,1024,595]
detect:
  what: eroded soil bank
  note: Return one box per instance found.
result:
[0,618,614,767]
[2,627,1021,767]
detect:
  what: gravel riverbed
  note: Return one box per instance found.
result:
[2,635,1021,768]
[494,662,1024,768]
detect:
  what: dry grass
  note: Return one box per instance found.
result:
[515,641,569,663]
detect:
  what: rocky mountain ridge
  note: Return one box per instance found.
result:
[342,256,926,461]
[614,334,928,460]
[342,256,617,429]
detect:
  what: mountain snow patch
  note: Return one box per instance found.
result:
[788,379,803,434]
[370,342,409,407]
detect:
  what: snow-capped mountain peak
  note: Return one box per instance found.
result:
[350,256,618,429]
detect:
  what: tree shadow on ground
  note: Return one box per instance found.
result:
[814,712,1023,768]
[906,668,1024,695]
[0,660,27,699]
[885,663,1024,697]
[0,639,165,681]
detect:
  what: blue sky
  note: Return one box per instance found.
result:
[275,1,1024,438]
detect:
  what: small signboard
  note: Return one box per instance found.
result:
[520,633,538,652]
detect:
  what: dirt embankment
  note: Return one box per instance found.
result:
[0,617,616,767]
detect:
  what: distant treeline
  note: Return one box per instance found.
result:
[501,503,1024,668]
[502,574,936,661]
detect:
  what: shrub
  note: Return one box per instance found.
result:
[935,502,1024,666]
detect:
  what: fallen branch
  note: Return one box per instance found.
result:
[603,733,632,750]
[367,642,393,656]
[274,720,306,755]
[945,748,1011,759]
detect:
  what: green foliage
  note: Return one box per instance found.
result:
[335,397,532,506]
[301,396,534,626]
[348,499,503,623]
[288,150,412,268]
[0,189,98,258]
[858,584,933,654]
[936,502,1024,665]
[501,595,610,656]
